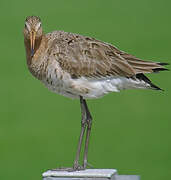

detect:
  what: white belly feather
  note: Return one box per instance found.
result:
[41,60,150,99]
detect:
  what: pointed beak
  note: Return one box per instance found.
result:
[30,31,36,57]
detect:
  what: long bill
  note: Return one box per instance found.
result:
[30,31,36,57]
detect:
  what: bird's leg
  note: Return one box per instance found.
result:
[73,96,87,170]
[81,98,92,169]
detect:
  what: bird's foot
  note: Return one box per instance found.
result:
[51,165,85,172]
[82,159,94,169]
[86,162,94,169]
[51,162,93,172]
[72,163,85,171]
[51,167,75,172]
[72,161,93,171]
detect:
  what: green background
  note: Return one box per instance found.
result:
[0,0,170,180]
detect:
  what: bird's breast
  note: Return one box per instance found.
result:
[37,59,76,96]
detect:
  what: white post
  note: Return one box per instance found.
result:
[42,169,140,180]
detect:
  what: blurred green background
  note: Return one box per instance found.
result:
[0,0,171,180]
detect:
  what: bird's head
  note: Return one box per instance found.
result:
[24,16,43,56]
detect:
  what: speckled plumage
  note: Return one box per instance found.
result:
[24,17,167,99]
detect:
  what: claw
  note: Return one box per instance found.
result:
[73,163,85,171]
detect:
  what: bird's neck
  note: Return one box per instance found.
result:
[24,34,47,66]
[24,34,49,80]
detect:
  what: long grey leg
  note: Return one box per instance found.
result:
[81,98,93,169]
[73,96,88,169]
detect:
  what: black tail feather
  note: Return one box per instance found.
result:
[153,68,169,73]
[136,73,163,91]
[153,62,169,73]
[157,62,169,66]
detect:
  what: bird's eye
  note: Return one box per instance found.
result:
[25,23,29,30]
[38,23,42,29]
[24,22,31,31]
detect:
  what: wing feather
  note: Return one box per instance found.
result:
[49,31,167,78]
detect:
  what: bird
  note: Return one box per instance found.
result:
[23,16,168,171]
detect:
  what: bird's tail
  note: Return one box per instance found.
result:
[135,73,163,90]
[127,58,169,74]
[119,52,169,90]
[133,61,169,91]
[121,52,169,74]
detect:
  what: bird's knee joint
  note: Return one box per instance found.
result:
[87,118,92,128]
[81,119,87,127]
